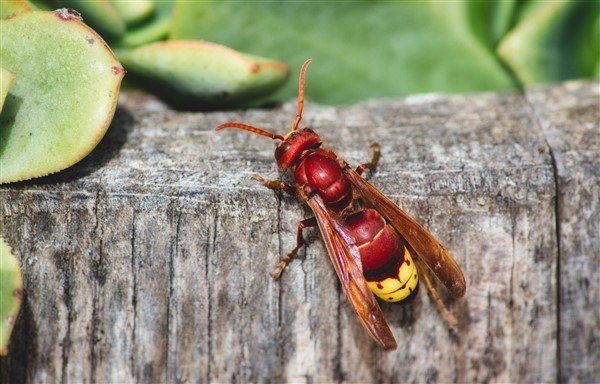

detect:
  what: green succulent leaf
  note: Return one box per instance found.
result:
[115,0,174,49]
[0,10,125,183]
[498,0,599,84]
[54,0,125,39]
[121,41,290,108]
[466,0,518,48]
[0,237,23,356]
[110,0,153,27]
[0,68,15,111]
[0,0,35,18]
[169,1,515,104]
[27,0,52,10]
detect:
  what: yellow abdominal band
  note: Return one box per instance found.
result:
[367,247,419,302]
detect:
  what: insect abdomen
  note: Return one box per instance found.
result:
[365,248,418,302]
[345,209,419,302]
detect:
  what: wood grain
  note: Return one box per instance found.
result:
[1,81,597,383]
[526,81,599,384]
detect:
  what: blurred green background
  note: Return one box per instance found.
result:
[9,0,600,104]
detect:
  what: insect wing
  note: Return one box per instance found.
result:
[306,195,397,350]
[344,166,466,298]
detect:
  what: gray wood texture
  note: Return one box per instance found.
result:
[525,82,599,384]
[0,81,598,383]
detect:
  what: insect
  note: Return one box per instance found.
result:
[216,59,466,349]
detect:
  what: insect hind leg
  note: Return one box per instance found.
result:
[272,217,317,280]
[415,258,459,329]
[356,142,381,176]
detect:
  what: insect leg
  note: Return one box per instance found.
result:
[272,217,317,280]
[356,142,381,176]
[414,258,459,329]
[252,174,295,196]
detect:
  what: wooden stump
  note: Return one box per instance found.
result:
[1,81,598,383]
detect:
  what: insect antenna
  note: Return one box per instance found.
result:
[290,59,312,132]
[216,122,285,141]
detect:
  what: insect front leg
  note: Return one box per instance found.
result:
[252,173,295,196]
[356,142,381,176]
[272,217,317,280]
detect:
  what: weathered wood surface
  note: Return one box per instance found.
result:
[0,81,597,383]
[525,82,599,383]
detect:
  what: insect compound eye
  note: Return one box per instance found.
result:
[275,141,291,163]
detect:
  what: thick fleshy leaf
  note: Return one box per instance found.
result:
[466,0,518,48]
[116,0,174,48]
[54,0,125,38]
[110,0,153,27]
[121,41,290,107]
[0,10,125,183]
[27,0,51,10]
[0,0,34,18]
[0,68,15,111]
[0,237,22,356]
[595,16,600,78]
[169,1,515,104]
[498,0,599,83]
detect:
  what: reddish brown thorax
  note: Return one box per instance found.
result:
[294,151,352,206]
[274,129,353,210]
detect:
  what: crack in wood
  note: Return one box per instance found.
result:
[205,210,217,383]
[89,190,102,381]
[129,211,137,382]
[528,101,564,383]
[165,208,181,382]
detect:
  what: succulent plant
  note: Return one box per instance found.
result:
[54,0,125,38]
[115,0,174,49]
[27,0,51,10]
[110,0,153,27]
[121,41,290,108]
[0,68,16,111]
[498,0,599,84]
[0,10,125,183]
[0,237,23,356]
[168,1,599,104]
[168,2,515,104]
[12,3,289,107]
[0,0,35,18]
